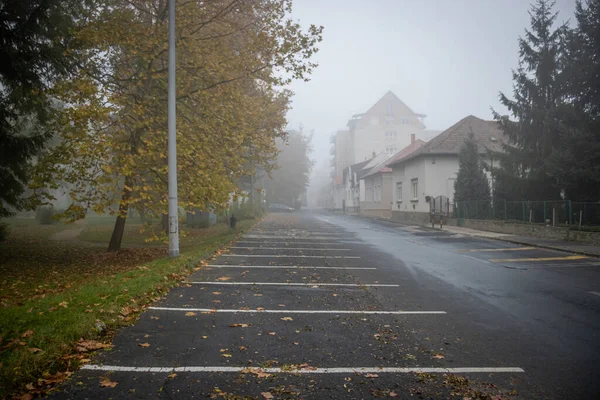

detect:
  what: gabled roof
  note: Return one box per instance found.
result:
[363,90,418,117]
[366,139,426,176]
[390,115,505,165]
[356,152,388,180]
[343,159,372,184]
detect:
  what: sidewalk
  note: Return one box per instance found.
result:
[439,225,600,258]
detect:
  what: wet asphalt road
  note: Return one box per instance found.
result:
[51,211,600,399]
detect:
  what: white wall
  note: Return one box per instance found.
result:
[392,157,427,212]
[392,154,495,213]
[424,155,460,203]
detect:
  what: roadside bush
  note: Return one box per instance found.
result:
[35,207,56,225]
[0,222,8,241]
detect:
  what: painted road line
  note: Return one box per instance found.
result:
[206,265,376,270]
[243,235,349,240]
[220,254,361,259]
[148,307,446,314]
[228,247,351,251]
[82,365,524,373]
[236,241,347,246]
[525,263,600,269]
[186,282,398,287]
[457,247,536,253]
[589,291,600,297]
[489,255,588,263]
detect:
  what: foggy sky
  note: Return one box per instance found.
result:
[287,0,577,182]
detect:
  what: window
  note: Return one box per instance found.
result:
[396,182,402,202]
[386,103,393,116]
[385,131,397,140]
[411,178,418,200]
[375,185,381,202]
[385,145,397,156]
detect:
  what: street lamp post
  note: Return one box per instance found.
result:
[167,0,179,257]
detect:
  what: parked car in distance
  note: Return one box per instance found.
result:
[268,203,295,213]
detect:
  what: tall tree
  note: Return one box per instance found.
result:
[0,0,92,217]
[547,0,600,200]
[264,129,313,207]
[28,0,323,251]
[492,0,567,201]
[454,133,491,203]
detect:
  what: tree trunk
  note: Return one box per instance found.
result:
[108,181,132,252]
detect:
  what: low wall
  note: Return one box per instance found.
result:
[361,209,392,219]
[391,211,431,225]
[457,219,600,246]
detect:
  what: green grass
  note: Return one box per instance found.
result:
[0,219,256,399]
[3,217,71,241]
[78,220,244,248]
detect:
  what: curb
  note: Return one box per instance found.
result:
[471,234,600,258]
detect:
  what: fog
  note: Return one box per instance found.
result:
[286,0,577,200]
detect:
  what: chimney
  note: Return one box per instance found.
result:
[410,134,416,144]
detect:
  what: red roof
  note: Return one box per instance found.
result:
[386,139,426,167]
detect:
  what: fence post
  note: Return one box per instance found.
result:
[475,200,478,219]
[504,200,507,220]
[568,200,572,225]
[543,201,547,225]
[522,202,525,223]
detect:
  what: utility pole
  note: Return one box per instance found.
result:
[167,0,179,257]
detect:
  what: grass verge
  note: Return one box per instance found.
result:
[0,219,257,399]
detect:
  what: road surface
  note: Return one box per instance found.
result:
[52,211,600,399]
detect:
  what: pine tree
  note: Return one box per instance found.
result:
[0,0,90,217]
[454,133,491,204]
[492,0,567,201]
[547,0,600,201]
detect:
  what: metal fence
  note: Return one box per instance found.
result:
[454,200,600,228]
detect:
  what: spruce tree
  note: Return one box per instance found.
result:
[454,132,491,204]
[492,0,567,201]
[548,0,600,201]
[0,0,89,216]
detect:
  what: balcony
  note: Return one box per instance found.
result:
[329,169,336,178]
[330,145,336,155]
[330,158,336,167]
[329,135,336,144]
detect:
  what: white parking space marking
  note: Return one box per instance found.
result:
[206,265,376,270]
[186,281,398,287]
[82,365,524,374]
[149,307,446,314]
[243,235,349,240]
[229,247,351,251]
[236,241,347,246]
[221,254,360,259]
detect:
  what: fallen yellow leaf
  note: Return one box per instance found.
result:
[185,312,197,316]
[99,377,118,388]
[138,342,150,347]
